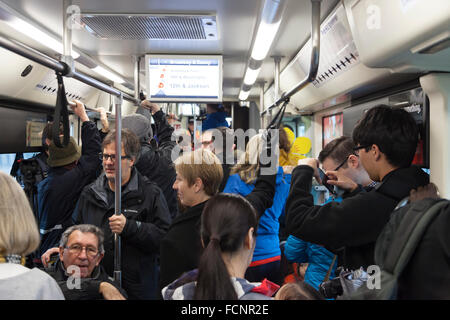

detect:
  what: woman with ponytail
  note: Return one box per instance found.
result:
[162,194,279,300]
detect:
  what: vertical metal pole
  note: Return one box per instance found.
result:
[62,0,74,74]
[134,56,141,101]
[273,56,282,102]
[259,82,265,128]
[113,93,123,287]
[193,104,197,149]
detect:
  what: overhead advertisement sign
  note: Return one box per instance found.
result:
[146,55,223,102]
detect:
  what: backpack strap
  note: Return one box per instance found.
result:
[383,199,448,276]
[323,254,337,282]
[52,72,70,148]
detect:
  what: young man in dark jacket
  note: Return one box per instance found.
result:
[74,129,172,300]
[122,100,178,219]
[37,100,102,257]
[285,105,429,270]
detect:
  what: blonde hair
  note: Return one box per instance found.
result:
[0,172,40,256]
[174,149,223,196]
[230,134,262,184]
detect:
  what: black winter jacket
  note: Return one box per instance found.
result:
[74,168,172,300]
[159,170,276,292]
[37,121,102,256]
[285,165,429,270]
[135,110,178,219]
[46,259,127,300]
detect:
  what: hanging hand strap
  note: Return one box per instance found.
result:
[266,98,289,130]
[52,72,70,148]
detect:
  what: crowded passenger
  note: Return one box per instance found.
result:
[377,183,450,299]
[122,100,178,219]
[274,281,322,300]
[75,129,172,299]
[162,194,279,300]
[201,103,229,131]
[159,132,277,292]
[36,100,102,257]
[0,171,64,300]
[45,224,126,300]
[201,126,237,192]
[283,136,376,290]
[224,133,290,284]
[285,105,429,271]
[42,129,172,299]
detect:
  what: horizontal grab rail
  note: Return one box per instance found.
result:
[0,34,138,104]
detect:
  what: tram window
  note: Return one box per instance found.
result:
[0,152,38,174]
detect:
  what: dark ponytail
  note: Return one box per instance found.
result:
[194,193,258,300]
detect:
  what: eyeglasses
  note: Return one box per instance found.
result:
[101,153,130,161]
[334,155,350,171]
[65,244,99,258]
[352,145,371,154]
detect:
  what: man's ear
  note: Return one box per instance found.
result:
[372,144,382,161]
[95,253,104,267]
[59,247,65,262]
[348,154,359,168]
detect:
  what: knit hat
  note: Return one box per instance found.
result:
[47,137,81,167]
[122,113,153,143]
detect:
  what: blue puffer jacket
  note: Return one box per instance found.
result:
[283,195,340,291]
[284,235,336,290]
[201,111,229,131]
[224,167,290,262]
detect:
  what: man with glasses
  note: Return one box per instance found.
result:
[285,105,429,272]
[318,136,376,197]
[46,224,126,300]
[72,129,172,299]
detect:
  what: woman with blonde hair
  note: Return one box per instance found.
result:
[159,145,276,293]
[224,133,291,285]
[0,172,64,299]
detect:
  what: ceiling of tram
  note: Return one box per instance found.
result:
[0,0,339,100]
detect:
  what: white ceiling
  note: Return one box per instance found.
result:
[0,0,339,100]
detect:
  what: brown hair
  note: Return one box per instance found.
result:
[102,129,141,161]
[195,193,258,300]
[0,172,40,256]
[174,149,223,196]
[318,136,355,166]
[279,127,291,154]
[275,282,317,300]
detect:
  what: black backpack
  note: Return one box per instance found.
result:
[342,197,449,300]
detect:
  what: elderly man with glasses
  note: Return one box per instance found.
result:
[45,224,127,300]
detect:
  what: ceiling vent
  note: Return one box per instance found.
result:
[80,14,218,40]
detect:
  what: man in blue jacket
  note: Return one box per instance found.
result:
[201,104,229,131]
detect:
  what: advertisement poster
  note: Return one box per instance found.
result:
[322,113,343,148]
[149,58,220,99]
